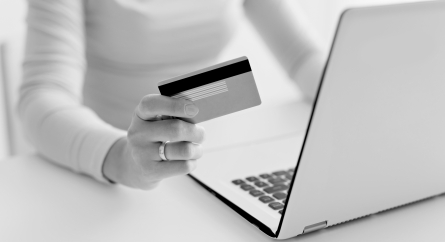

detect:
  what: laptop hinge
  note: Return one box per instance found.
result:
[303,221,327,234]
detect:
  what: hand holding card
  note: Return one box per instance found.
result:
[158,57,261,123]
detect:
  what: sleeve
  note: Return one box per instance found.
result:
[243,0,326,99]
[19,0,127,183]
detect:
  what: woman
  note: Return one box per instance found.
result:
[19,0,325,190]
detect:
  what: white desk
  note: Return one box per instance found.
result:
[2,153,445,242]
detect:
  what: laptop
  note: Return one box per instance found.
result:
[191,1,445,239]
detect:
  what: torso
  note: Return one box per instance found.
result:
[82,0,242,129]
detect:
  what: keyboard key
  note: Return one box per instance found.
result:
[283,199,287,204]
[279,210,283,214]
[249,190,264,197]
[284,174,293,180]
[240,184,255,191]
[259,196,275,203]
[232,179,245,185]
[254,181,269,188]
[259,174,272,179]
[272,170,288,176]
[268,178,286,184]
[246,176,259,182]
[268,202,284,210]
[272,192,287,200]
[264,184,289,194]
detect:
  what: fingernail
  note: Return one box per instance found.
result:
[185,104,199,116]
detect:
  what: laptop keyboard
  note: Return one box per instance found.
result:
[231,168,294,214]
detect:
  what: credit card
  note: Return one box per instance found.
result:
[158,56,261,123]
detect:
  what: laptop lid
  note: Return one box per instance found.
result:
[278,1,445,239]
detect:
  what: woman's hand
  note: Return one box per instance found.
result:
[103,94,205,190]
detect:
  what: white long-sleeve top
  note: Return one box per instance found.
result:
[19,0,320,183]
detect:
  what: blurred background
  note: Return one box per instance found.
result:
[0,0,426,160]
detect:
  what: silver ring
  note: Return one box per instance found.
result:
[159,141,170,161]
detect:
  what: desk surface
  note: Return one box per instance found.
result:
[2,154,445,242]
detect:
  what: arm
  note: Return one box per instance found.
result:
[243,0,326,101]
[20,0,206,189]
[19,0,126,182]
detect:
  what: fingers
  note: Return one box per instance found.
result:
[156,119,205,143]
[164,142,203,161]
[161,142,201,179]
[131,118,206,143]
[135,141,203,161]
[139,142,202,179]
[136,94,199,120]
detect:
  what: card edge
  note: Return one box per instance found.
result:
[157,56,248,87]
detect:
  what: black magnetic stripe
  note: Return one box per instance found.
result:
[159,59,251,96]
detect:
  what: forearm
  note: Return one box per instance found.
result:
[291,51,326,101]
[20,0,126,183]
[244,0,326,100]
[19,87,127,182]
